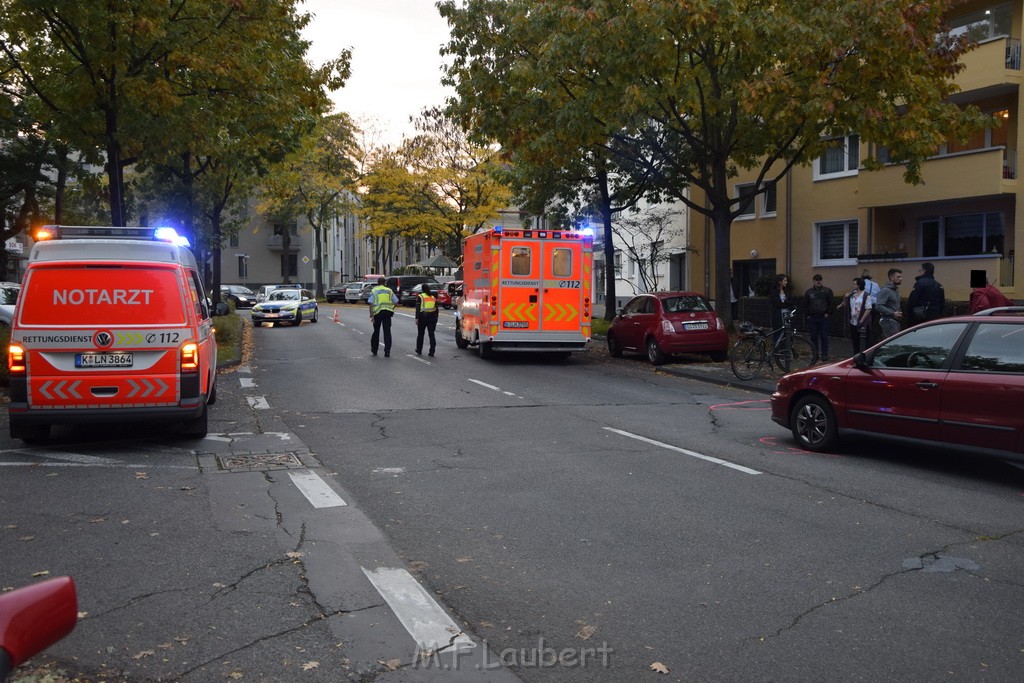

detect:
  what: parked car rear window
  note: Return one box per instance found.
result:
[959,323,1024,373]
[662,295,709,313]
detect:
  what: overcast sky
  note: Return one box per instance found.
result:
[300,0,454,147]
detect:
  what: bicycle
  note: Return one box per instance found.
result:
[729,308,818,380]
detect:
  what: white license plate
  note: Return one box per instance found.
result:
[76,353,133,368]
[683,322,709,331]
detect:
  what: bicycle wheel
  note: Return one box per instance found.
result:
[730,336,766,380]
[788,335,818,372]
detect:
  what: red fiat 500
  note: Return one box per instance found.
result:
[607,292,729,364]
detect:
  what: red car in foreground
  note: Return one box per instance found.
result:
[771,307,1024,460]
[607,291,729,364]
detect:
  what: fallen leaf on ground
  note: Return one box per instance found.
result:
[576,624,596,640]
[132,650,155,659]
[77,611,88,619]
[18,535,34,542]
[378,659,401,672]
[650,661,669,674]
[135,472,149,479]
[31,570,50,577]
[90,517,106,523]
[302,661,319,671]
[226,671,243,679]
[286,551,304,559]
[456,556,473,563]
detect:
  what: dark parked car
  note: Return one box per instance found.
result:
[401,283,433,307]
[607,292,729,364]
[385,275,438,304]
[220,284,256,308]
[771,307,1024,460]
[326,282,357,303]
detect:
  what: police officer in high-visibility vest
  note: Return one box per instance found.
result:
[415,283,439,357]
[368,276,398,357]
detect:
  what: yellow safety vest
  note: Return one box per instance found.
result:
[370,285,396,315]
[419,293,437,314]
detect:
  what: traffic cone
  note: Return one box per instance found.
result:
[331,308,340,323]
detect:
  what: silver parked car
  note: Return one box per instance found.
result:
[0,282,20,327]
[345,281,375,303]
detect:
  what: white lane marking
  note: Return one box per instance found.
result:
[204,435,232,442]
[239,377,256,388]
[361,567,476,652]
[603,427,762,475]
[247,396,270,410]
[407,354,432,365]
[0,462,193,469]
[502,391,515,396]
[263,432,293,441]
[468,378,501,392]
[288,470,347,508]
[237,365,252,373]
[372,467,405,474]
[16,451,118,464]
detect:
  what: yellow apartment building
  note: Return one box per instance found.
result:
[695,0,1020,307]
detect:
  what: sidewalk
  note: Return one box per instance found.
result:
[590,303,861,395]
[603,331,858,396]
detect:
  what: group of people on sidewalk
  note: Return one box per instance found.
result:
[769,263,1014,360]
[366,276,440,358]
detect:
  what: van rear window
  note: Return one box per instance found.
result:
[20,266,187,326]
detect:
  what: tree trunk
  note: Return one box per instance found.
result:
[713,208,734,329]
[596,167,617,320]
[105,105,125,227]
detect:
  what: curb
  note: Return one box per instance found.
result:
[216,314,249,371]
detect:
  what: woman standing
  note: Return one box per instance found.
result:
[845,277,873,354]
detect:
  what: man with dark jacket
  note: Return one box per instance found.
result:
[907,262,944,324]
[802,274,834,361]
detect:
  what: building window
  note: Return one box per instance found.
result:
[237,255,248,278]
[762,182,777,217]
[229,233,239,247]
[735,182,757,219]
[814,134,859,180]
[614,251,622,275]
[815,220,859,265]
[920,213,1004,258]
[281,254,297,277]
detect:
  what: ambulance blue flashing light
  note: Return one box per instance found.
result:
[493,225,503,234]
[154,227,190,247]
[580,227,595,238]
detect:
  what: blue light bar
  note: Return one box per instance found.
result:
[580,227,595,238]
[493,225,503,234]
[154,227,190,247]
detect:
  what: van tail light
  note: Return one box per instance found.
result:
[180,342,199,372]
[661,320,675,334]
[8,344,26,375]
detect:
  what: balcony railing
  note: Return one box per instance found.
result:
[1007,38,1021,70]
[1004,149,1017,179]
[266,235,301,251]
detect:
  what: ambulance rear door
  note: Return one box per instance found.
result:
[496,234,540,335]
[539,239,585,334]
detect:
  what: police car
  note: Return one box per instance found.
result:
[251,288,318,327]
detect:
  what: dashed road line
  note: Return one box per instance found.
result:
[468,378,501,392]
[247,396,270,410]
[604,427,762,475]
[361,567,476,652]
[240,377,256,388]
[407,354,432,365]
[288,470,347,508]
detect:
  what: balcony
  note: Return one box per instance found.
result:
[265,234,301,252]
[955,37,1022,95]
[859,147,1014,208]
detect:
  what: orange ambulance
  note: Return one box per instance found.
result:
[7,226,224,442]
[456,226,593,358]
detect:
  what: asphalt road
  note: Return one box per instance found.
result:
[2,303,1022,682]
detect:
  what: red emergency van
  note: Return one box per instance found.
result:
[456,226,593,358]
[7,226,224,442]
